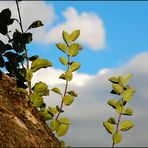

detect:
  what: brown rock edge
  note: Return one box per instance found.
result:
[0,73,61,147]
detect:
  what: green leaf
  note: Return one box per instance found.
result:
[17,88,28,94]
[29,55,39,61]
[65,69,73,81]
[108,76,119,83]
[28,20,43,29]
[56,105,64,113]
[120,120,134,131]
[112,131,122,144]
[30,93,43,108]
[68,43,80,57]
[63,95,74,106]
[112,84,123,95]
[32,81,49,96]
[107,117,116,124]
[59,117,71,125]
[56,124,69,137]
[68,90,78,97]
[50,120,60,131]
[116,101,124,114]
[48,106,57,115]
[59,57,67,66]
[25,69,33,82]
[31,58,52,72]
[123,108,133,116]
[125,73,133,80]
[59,73,65,80]
[60,140,65,147]
[70,30,80,42]
[103,121,114,134]
[107,99,117,109]
[70,62,81,72]
[62,31,71,44]
[39,110,53,120]
[56,43,67,53]
[122,89,133,101]
[51,87,62,95]
[118,76,128,86]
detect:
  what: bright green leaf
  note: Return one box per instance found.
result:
[59,117,71,125]
[120,120,134,131]
[59,73,65,80]
[51,87,62,95]
[62,31,71,44]
[125,73,133,80]
[17,87,28,94]
[68,90,78,97]
[70,62,81,72]
[30,93,43,108]
[122,89,133,101]
[50,120,60,131]
[103,121,114,134]
[123,108,133,116]
[70,30,80,42]
[32,81,49,96]
[116,101,124,114]
[108,76,119,83]
[112,84,123,94]
[56,43,67,53]
[68,43,80,57]
[59,56,67,65]
[48,106,57,115]
[39,110,53,120]
[107,117,116,124]
[118,76,127,86]
[63,95,74,106]
[112,131,122,144]
[56,124,69,137]
[25,69,33,82]
[31,58,52,72]
[107,99,117,109]
[65,69,73,81]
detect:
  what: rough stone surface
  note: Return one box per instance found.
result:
[0,73,61,147]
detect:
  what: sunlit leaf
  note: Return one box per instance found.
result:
[120,120,134,131]
[108,76,119,83]
[107,117,116,124]
[68,43,80,57]
[51,87,62,95]
[62,31,71,44]
[112,131,122,144]
[31,58,52,72]
[112,84,123,95]
[63,95,74,106]
[56,124,69,137]
[123,108,133,116]
[30,93,43,108]
[59,117,71,125]
[70,62,81,72]
[56,43,67,53]
[65,69,73,81]
[67,90,78,97]
[59,56,67,65]
[103,121,114,134]
[50,119,60,131]
[70,30,80,42]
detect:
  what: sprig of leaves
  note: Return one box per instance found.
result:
[103,74,136,147]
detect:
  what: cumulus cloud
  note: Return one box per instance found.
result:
[32,52,148,147]
[0,1,55,42]
[0,2,105,50]
[43,7,106,50]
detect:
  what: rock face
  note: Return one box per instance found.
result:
[0,73,61,147]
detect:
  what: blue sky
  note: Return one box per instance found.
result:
[1,1,148,147]
[27,1,148,74]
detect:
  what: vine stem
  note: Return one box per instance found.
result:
[55,56,70,120]
[15,0,31,96]
[112,109,122,148]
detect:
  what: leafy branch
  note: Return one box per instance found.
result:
[103,74,136,147]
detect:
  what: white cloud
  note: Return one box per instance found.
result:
[0,2,105,50]
[43,7,105,50]
[0,1,55,42]
[32,52,148,147]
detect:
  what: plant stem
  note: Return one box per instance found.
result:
[55,56,70,120]
[112,111,122,148]
[15,0,32,96]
